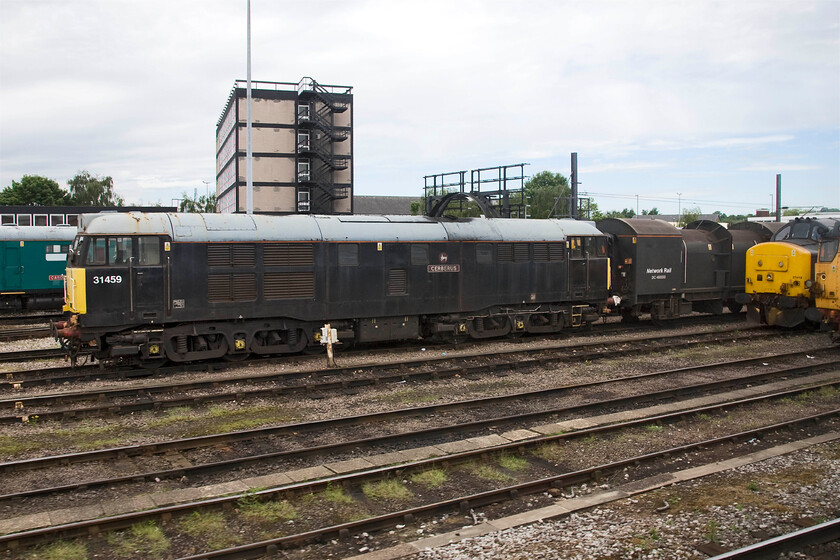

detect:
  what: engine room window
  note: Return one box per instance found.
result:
[137,237,160,265]
[338,244,358,266]
[411,244,429,265]
[476,244,493,264]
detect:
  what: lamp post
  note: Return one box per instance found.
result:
[677,192,682,218]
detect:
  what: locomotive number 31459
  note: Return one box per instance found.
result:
[91,275,123,285]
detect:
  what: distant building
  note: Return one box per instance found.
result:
[0,205,176,227]
[353,196,421,215]
[216,77,353,215]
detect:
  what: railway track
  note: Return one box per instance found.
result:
[2,348,837,510]
[0,347,65,363]
[0,326,778,419]
[1,384,836,556]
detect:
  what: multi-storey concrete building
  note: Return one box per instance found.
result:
[215,77,353,214]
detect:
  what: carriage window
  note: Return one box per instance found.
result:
[338,244,358,266]
[819,239,839,262]
[138,237,161,265]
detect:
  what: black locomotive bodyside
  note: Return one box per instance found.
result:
[57,213,610,366]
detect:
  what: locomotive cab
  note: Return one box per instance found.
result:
[60,232,170,365]
[744,217,837,327]
[65,234,169,324]
[814,224,840,340]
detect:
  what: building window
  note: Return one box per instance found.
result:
[17,214,31,226]
[297,103,311,121]
[50,215,65,226]
[297,189,310,213]
[1,215,14,225]
[34,214,48,226]
[66,214,79,226]
[297,131,310,151]
[297,159,311,181]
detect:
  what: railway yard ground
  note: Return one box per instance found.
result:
[0,314,838,559]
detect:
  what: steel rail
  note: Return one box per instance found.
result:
[1,357,837,505]
[1,402,836,555]
[0,328,789,422]
[0,320,765,391]
[0,347,65,363]
[707,517,840,559]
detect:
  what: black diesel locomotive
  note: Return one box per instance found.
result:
[55,212,610,367]
[54,212,777,368]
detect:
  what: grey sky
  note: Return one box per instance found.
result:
[1,0,838,215]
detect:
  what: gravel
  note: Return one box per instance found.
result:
[412,441,840,560]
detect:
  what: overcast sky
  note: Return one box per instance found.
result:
[1,0,838,215]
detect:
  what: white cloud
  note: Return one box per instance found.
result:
[0,0,837,212]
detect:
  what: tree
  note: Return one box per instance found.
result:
[641,207,660,215]
[68,171,123,206]
[0,175,71,205]
[524,171,571,219]
[178,191,217,213]
[604,208,636,219]
[783,208,801,216]
[679,206,702,227]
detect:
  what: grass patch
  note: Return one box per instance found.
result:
[0,435,43,457]
[410,469,448,488]
[498,453,529,471]
[146,406,194,428]
[375,389,439,406]
[182,405,301,437]
[532,442,566,462]
[362,479,413,502]
[644,424,664,433]
[179,511,242,550]
[321,483,355,505]
[25,540,87,560]
[467,463,513,483]
[239,499,298,524]
[106,520,170,558]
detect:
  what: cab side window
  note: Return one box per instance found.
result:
[108,238,133,266]
[819,239,839,262]
[138,237,161,265]
[85,238,107,265]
